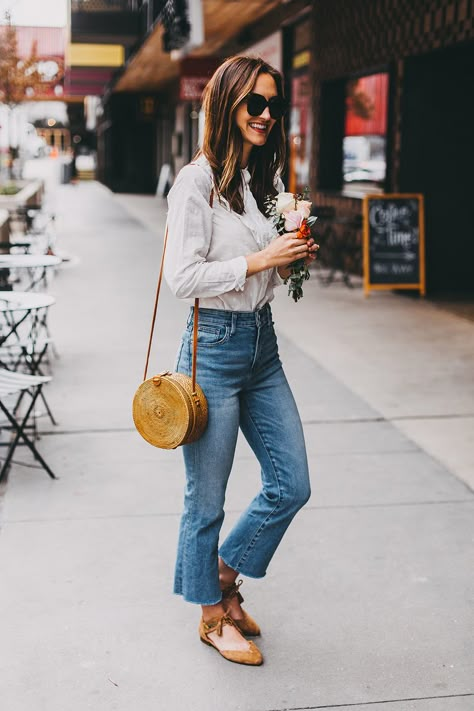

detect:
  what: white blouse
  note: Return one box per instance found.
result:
[164,154,284,311]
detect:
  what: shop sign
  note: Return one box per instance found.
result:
[179,57,220,102]
[363,194,426,296]
[292,51,310,70]
[68,43,124,68]
[179,76,209,102]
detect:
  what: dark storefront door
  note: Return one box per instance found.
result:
[400,42,474,293]
[102,94,158,194]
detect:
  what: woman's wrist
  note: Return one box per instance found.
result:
[245,249,271,277]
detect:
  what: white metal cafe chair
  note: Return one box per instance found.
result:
[0,368,56,481]
[0,292,58,425]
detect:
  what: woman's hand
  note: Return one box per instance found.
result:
[304,238,319,266]
[246,232,316,277]
[277,238,319,279]
[265,232,310,267]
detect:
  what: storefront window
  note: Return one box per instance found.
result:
[343,72,388,190]
[289,69,311,193]
[288,18,312,194]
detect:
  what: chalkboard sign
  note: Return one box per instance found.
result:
[363,194,425,296]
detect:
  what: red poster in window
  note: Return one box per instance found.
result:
[345,73,388,136]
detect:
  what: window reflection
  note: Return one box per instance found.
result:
[343,73,388,190]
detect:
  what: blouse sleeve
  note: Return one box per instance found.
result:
[164,164,248,299]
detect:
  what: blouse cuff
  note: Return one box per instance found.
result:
[271,267,286,287]
[233,255,248,292]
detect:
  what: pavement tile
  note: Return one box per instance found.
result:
[275,334,379,423]
[395,416,474,493]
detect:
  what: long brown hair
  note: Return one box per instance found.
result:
[197,55,286,214]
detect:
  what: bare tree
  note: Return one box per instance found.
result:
[0,11,42,180]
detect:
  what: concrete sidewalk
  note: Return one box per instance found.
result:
[0,182,472,711]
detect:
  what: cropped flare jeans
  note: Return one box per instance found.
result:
[174,304,311,605]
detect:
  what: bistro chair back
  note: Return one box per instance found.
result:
[0,368,56,481]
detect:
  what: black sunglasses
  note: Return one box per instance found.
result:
[245,92,288,120]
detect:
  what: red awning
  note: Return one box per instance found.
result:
[64,67,116,97]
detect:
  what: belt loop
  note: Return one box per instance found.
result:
[231,312,237,335]
[187,307,193,327]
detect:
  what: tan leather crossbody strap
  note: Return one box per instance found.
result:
[143,188,214,392]
[142,222,171,382]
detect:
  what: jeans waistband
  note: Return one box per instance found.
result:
[188,303,272,328]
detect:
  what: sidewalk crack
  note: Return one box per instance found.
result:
[262,690,474,710]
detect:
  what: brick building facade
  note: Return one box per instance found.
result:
[310,0,474,291]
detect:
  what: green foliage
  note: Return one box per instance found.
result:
[284,260,311,303]
[0,183,20,195]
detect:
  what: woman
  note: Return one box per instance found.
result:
[164,56,317,666]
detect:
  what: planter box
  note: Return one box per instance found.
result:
[0,179,43,211]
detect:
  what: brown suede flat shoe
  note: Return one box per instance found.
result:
[199,614,263,666]
[221,579,261,637]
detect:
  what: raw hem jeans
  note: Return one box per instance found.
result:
[174,304,311,605]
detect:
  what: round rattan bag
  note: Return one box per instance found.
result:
[135,200,212,450]
[133,371,208,449]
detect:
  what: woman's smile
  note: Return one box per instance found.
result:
[248,120,269,135]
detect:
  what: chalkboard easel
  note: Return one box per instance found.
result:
[363,193,426,296]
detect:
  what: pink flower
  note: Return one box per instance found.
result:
[296,200,312,219]
[284,210,304,231]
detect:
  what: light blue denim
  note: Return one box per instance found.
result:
[174,303,311,605]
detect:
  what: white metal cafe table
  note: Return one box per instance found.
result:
[0,254,61,291]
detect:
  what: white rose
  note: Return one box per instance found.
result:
[276,192,296,214]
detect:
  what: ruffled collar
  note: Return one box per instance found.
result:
[238,175,277,249]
